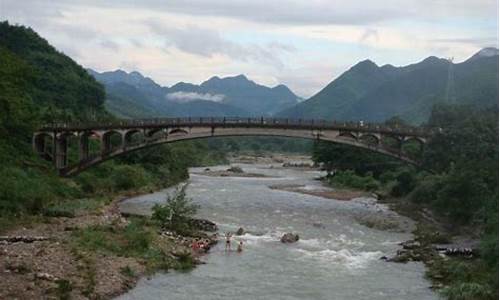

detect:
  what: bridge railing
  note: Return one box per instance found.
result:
[39,117,437,136]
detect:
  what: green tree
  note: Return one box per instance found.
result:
[151,185,199,232]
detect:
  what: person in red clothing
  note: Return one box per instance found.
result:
[192,239,200,251]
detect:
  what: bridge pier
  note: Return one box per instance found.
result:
[54,136,68,169]
[101,131,124,156]
[79,133,90,161]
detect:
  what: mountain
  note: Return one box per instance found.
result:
[0,21,107,128]
[278,48,499,124]
[89,70,301,118]
[177,74,300,115]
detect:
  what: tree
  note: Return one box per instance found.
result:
[151,185,199,232]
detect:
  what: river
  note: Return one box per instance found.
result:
[117,162,438,300]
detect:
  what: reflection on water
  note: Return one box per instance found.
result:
[118,164,437,300]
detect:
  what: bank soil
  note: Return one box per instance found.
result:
[269,184,369,201]
[378,196,482,292]
[0,196,217,299]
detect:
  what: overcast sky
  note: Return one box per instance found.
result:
[1,0,498,97]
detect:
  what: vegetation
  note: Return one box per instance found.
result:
[278,49,498,124]
[71,216,193,273]
[0,22,226,222]
[152,185,199,234]
[312,103,498,299]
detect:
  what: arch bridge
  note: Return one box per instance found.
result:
[33,117,435,176]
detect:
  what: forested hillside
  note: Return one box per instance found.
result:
[279,48,499,124]
[0,22,224,217]
[312,104,499,299]
[89,69,300,118]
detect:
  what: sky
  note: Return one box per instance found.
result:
[1,0,498,98]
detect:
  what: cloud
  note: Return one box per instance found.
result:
[1,0,497,99]
[30,0,497,26]
[166,91,226,103]
[429,37,498,47]
[146,22,292,69]
[360,29,379,44]
[100,39,120,51]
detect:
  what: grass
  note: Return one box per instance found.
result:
[42,196,114,218]
[327,170,380,191]
[70,217,195,273]
[120,266,136,278]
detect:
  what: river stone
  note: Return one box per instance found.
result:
[189,219,218,232]
[227,166,244,173]
[280,233,299,243]
[400,240,421,250]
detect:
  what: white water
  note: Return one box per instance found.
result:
[118,163,437,300]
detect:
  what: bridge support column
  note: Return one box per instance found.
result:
[397,140,403,156]
[54,136,68,169]
[101,134,111,156]
[101,131,124,156]
[79,134,89,161]
[33,135,47,156]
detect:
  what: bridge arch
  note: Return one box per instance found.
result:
[58,133,418,176]
[101,130,123,154]
[33,118,432,176]
[124,129,145,147]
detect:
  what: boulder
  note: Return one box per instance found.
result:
[188,219,218,232]
[227,166,244,173]
[400,240,421,250]
[235,227,245,235]
[312,222,325,229]
[280,233,299,243]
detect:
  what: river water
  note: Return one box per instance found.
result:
[118,163,437,300]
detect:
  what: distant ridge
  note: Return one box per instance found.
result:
[278,48,499,124]
[88,70,301,118]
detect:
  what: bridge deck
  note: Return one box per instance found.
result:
[39,117,434,137]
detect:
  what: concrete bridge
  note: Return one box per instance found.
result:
[33,117,435,176]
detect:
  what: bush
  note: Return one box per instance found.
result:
[389,168,416,197]
[110,164,148,191]
[72,219,153,257]
[442,282,495,300]
[152,185,199,233]
[329,170,380,191]
[409,174,444,204]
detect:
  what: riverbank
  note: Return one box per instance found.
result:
[269,184,370,201]
[0,189,216,299]
[377,195,485,294]
[272,173,480,296]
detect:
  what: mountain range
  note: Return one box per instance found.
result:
[88,70,301,118]
[89,47,498,124]
[278,47,499,124]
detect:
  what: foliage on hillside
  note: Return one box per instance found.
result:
[0,22,224,219]
[312,103,499,299]
[279,52,499,124]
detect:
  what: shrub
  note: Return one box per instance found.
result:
[110,164,148,191]
[329,170,380,191]
[442,282,494,300]
[409,174,444,204]
[390,168,416,197]
[152,184,199,233]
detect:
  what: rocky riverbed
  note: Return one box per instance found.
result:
[117,161,438,300]
[0,194,218,299]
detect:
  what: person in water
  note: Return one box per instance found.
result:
[225,232,232,251]
[237,240,243,253]
[192,239,199,251]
